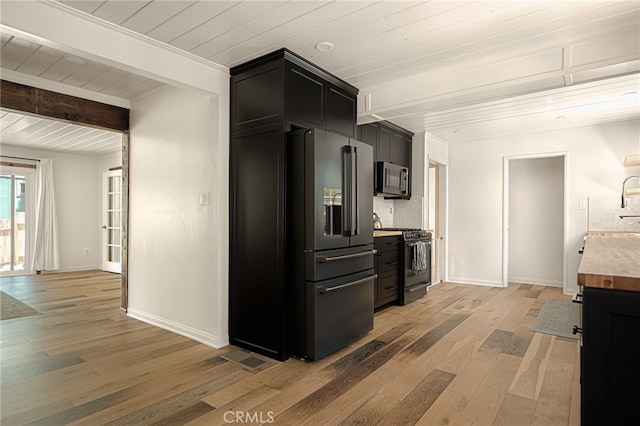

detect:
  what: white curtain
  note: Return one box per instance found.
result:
[31,159,60,272]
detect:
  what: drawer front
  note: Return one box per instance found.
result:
[375,236,402,253]
[378,275,399,302]
[306,244,375,281]
[379,250,401,277]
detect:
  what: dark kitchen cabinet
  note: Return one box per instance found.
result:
[285,63,324,130]
[357,121,413,166]
[358,121,414,198]
[326,84,357,137]
[374,235,402,309]
[358,122,378,151]
[232,50,357,137]
[230,124,286,358]
[390,131,411,167]
[377,125,392,163]
[230,49,360,361]
[284,61,356,137]
[581,287,640,426]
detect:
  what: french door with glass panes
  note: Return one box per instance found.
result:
[102,170,122,273]
[0,167,34,275]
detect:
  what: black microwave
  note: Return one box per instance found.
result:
[375,162,408,196]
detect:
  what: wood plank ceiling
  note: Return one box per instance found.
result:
[1,0,639,153]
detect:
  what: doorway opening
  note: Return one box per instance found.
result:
[0,166,35,275]
[428,161,447,284]
[503,153,567,292]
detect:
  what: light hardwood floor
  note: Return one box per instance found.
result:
[0,271,580,425]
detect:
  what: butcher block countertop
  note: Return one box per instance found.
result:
[578,232,640,292]
[373,230,403,237]
[373,229,434,238]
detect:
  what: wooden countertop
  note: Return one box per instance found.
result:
[373,229,434,238]
[578,232,640,292]
[373,230,403,237]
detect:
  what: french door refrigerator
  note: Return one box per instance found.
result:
[289,128,376,360]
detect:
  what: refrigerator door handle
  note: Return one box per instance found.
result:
[343,145,357,236]
[351,146,359,236]
[342,146,351,235]
[319,274,378,294]
[318,249,377,263]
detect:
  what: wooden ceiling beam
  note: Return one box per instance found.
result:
[0,80,129,132]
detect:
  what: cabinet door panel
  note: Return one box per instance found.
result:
[582,287,640,425]
[378,126,391,162]
[326,85,356,137]
[232,62,284,132]
[286,65,324,129]
[358,123,378,160]
[230,125,286,360]
[390,131,411,167]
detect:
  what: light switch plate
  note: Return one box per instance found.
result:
[579,200,586,210]
[200,191,210,206]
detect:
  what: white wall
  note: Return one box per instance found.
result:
[0,145,119,272]
[508,157,564,286]
[127,85,228,348]
[448,119,640,293]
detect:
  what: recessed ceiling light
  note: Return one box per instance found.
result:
[65,56,87,65]
[315,42,334,52]
[556,115,567,120]
[623,91,638,97]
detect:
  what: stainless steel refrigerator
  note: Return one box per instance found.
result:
[289,128,376,360]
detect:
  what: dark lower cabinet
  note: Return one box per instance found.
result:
[374,235,402,309]
[581,287,640,425]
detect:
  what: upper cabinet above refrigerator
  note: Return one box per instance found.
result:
[230,49,358,137]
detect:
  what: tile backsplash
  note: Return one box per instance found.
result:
[589,195,640,232]
[373,196,425,229]
[393,196,424,229]
[373,197,394,228]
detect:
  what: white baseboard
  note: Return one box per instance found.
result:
[1,266,102,277]
[508,276,562,287]
[47,266,101,273]
[127,308,229,349]
[446,277,504,287]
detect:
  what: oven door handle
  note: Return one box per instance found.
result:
[406,241,432,247]
[318,249,377,263]
[319,274,378,294]
[405,283,429,293]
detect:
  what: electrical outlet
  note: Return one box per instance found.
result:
[83,248,89,255]
[200,191,210,206]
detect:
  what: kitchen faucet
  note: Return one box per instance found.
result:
[620,176,640,208]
